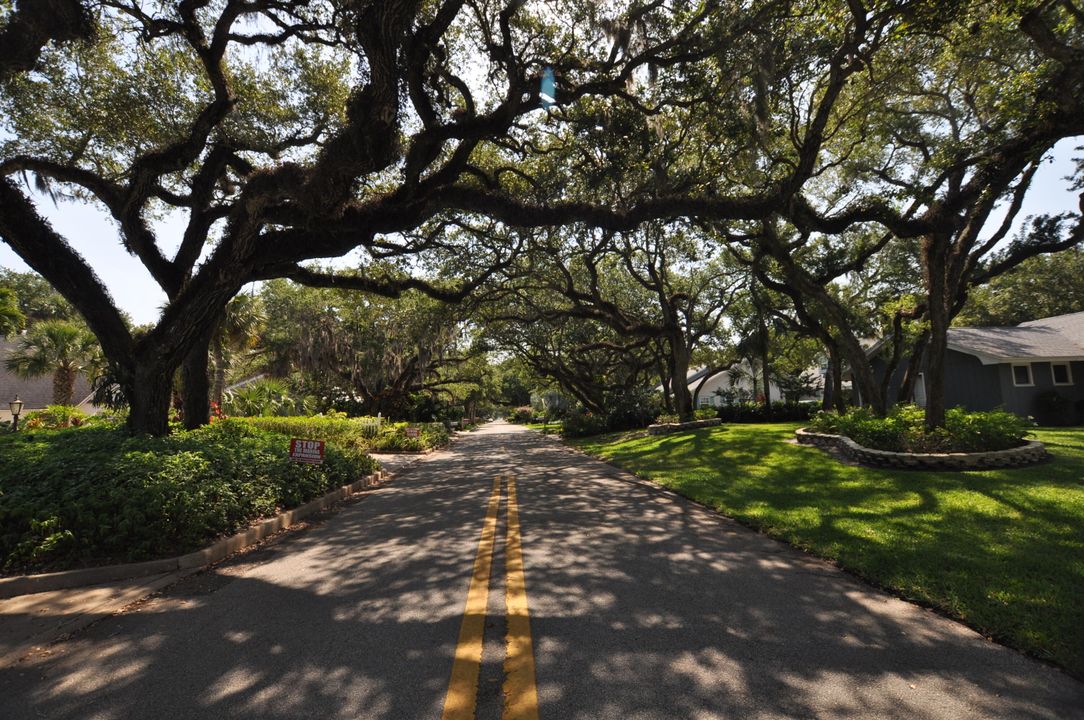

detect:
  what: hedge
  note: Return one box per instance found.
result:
[238,415,449,453]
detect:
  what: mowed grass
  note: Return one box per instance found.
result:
[571,423,1084,677]
[524,421,562,435]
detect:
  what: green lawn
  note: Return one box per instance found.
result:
[571,423,1084,677]
[524,421,562,435]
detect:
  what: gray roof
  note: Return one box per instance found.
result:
[948,311,1084,364]
[0,338,95,413]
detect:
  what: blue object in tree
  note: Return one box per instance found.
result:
[540,66,556,108]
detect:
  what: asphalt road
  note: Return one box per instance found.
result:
[1,421,1081,719]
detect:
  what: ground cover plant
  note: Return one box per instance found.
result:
[0,420,377,574]
[571,423,1084,677]
[809,405,1033,453]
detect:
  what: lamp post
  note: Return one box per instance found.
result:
[9,395,23,432]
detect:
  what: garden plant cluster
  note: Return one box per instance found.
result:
[808,405,1033,454]
[0,413,453,574]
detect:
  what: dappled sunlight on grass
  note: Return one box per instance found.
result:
[572,423,1084,676]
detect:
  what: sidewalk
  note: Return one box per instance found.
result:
[0,571,181,669]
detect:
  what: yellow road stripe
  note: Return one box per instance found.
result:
[503,475,540,720]
[442,476,502,720]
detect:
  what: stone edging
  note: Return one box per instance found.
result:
[647,418,722,435]
[0,469,388,599]
[795,427,1048,470]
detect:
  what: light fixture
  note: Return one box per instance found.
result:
[9,395,24,432]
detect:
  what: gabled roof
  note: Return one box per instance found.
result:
[947,311,1084,365]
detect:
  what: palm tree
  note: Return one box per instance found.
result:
[5,319,100,405]
[212,293,266,406]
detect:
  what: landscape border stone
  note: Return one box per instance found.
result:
[794,427,1048,470]
[0,469,387,599]
[647,418,722,435]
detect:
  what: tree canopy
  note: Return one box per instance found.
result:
[1,0,1082,433]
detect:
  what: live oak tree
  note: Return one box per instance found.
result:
[478,278,662,416]
[0,0,818,435]
[712,2,1084,426]
[3,1,1081,434]
[258,279,474,416]
[956,243,1084,327]
[0,0,95,83]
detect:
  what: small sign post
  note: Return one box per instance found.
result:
[289,438,325,464]
[405,426,420,439]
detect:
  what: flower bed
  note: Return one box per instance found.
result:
[795,427,1047,470]
[807,405,1033,453]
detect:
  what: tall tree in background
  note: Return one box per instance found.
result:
[210,292,265,408]
[0,269,75,324]
[0,287,24,336]
[0,0,762,434]
[956,245,1084,326]
[258,279,473,417]
[2,1,1081,433]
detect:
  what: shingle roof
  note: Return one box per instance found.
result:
[948,311,1084,363]
[0,339,94,412]
[1018,310,1084,340]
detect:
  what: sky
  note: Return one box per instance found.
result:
[1,138,1081,326]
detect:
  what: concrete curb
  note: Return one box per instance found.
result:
[0,469,388,599]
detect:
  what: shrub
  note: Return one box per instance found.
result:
[693,407,718,421]
[239,415,372,453]
[717,402,814,423]
[605,388,662,431]
[1034,390,1076,426]
[808,405,1032,453]
[561,410,609,438]
[223,378,309,417]
[22,405,88,430]
[237,415,448,452]
[507,406,534,424]
[0,420,377,573]
[655,413,680,425]
[368,421,449,452]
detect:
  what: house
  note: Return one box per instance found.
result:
[870,311,1084,422]
[661,363,821,407]
[0,339,98,422]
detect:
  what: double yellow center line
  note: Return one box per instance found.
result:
[442,475,539,720]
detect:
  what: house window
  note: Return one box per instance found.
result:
[1052,363,1073,386]
[1012,364,1033,387]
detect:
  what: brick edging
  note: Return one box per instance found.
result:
[0,469,388,599]
[794,428,1048,470]
[647,418,722,435]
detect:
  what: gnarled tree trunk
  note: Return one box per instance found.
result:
[181,331,213,430]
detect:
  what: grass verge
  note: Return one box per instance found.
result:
[571,422,1084,677]
[524,421,562,435]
